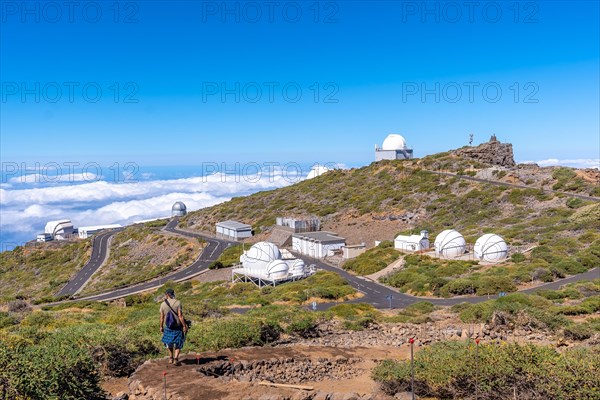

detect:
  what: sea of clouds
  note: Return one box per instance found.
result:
[0,163,338,249]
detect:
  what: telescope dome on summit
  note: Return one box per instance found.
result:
[381,134,408,150]
[172,202,187,217]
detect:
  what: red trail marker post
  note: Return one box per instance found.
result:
[163,371,168,400]
[409,337,415,400]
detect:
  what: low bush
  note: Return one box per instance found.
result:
[0,338,105,399]
[372,341,599,400]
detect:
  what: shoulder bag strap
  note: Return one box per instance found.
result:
[164,299,182,325]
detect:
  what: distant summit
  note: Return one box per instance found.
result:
[454,135,516,167]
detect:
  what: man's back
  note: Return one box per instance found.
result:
[161,298,182,316]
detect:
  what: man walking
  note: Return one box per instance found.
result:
[160,288,188,366]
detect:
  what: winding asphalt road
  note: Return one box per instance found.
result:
[55,218,599,310]
[68,219,236,302]
[57,229,122,297]
[300,256,599,310]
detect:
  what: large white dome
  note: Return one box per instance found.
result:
[381,134,408,151]
[240,241,281,269]
[474,234,508,263]
[434,229,466,259]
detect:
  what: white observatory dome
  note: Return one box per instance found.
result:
[172,201,187,217]
[434,229,466,259]
[288,259,306,277]
[474,234,508,263]
[241,241,282,270]
[381,134,408,151]
[266,259,289,280]
[306,165,331,180]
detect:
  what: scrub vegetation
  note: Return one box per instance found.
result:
[81,225,203,294]
[0,240,91,302]
[372,341,599,400]
[342,240,400,275]
[380,233,600,297]
[0,272,357,398]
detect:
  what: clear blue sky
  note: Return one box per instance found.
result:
[1,0,599,166]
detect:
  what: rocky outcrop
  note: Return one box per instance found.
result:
[454,136,516,167]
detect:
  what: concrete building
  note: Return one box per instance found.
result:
[375,134,414,161]
[342,243,367,259]
[276,216,321,233]
[216,220,253,240]
[44,219,74,240]
[394,230,429,252]
[292,231,346,259]
[37,233,53,242]
[172,202,187,217]
[78,224,122,239]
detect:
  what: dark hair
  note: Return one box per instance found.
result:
[165,288,175,296]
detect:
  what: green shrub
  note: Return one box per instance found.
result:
[209,260,225,269]
[511,253,526,263]
[563,324,592,341]
[0,338,105,399]
[186,317,264,351]
[372,341,599,400]
[343,246,400,276]
[215,245,243,267]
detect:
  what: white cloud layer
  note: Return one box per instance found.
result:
[0,171,300,243]
[521,158,600,169]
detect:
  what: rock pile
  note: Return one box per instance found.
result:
[454,137,516,167]
[197,356,362,384]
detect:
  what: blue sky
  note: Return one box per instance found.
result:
[1,0,598,165]
[0,1,599,246]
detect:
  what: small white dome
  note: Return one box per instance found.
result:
[434,229,466,259]
[474,234,508,263]
[288,259,306,277]
[381,134,408,151]
[306,165,331,180]
[266,259,289,280]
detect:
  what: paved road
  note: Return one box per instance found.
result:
[55,219,598,309]
[56,229,122,297]
[300,255,599,310]
[69,219,236,302]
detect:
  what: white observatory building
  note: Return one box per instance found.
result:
[172,201,187,217]
[375,134,414,161]
[474,234,508,263]
[44,219,74,240]
[232,241,314,287]
[394,230,429,252]
[434,229,466,259]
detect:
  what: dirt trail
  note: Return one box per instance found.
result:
[128,345,409,399]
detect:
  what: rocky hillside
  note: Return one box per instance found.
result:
[0,240,91,302]
[180,142,599,247]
